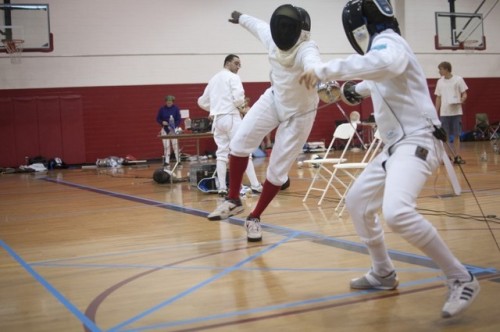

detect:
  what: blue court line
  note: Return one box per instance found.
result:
[44,177,209,218]
[107,231,300,332]
[39,177,497,330]
[121,277,443,332]
[31,262,442,273]
[42,177,493,272]
[0,240,102,332]
[124,269,499,332]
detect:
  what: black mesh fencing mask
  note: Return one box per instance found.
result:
[270,4,311,51]
[153,168,171,184]
[342,0,396,55]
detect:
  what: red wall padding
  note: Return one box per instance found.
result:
[0,98,18,167]
[0,78,498,168]
[38,97,64,159]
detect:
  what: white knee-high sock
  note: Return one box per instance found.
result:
[420,234,470,281]
[366,241,395,277]
[216,160,227,190]
[173,141,180,162]
[165,140,171,163]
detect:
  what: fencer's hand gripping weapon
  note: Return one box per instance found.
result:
[228,11,242,24]
[291,80,366,146]
[340,80,364,106]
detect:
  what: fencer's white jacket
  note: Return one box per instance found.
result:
[197,68,244,116]
[313,29,441,148]
[239,14,321,121]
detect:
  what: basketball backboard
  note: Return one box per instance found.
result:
[435,12,486,51]
[0,4,53,53]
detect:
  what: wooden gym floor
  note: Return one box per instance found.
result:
[1,140,499,332]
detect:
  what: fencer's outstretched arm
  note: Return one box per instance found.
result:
[300,34,408,90]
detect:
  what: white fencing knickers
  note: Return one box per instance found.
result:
[160,128,179,163]
[213,113,260,190]
[345,133,442,248]
[230,89,316,186]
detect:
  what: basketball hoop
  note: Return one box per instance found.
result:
[2,38,24,64]
[462,40,479,54]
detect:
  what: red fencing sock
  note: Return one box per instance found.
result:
[227,154,249,200]
[250,179,281,218]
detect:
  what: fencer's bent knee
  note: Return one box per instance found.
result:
[383,206,438,247]
[359,231,385,247]
[216,155,229,163]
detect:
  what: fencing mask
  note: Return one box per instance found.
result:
[153,168,171,184]
[342,0,399,55]
[270,4,311,51]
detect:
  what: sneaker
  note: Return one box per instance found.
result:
[239,186,252,197]
[350,269,399,290]
[245,216,262,242]
[217,189,228,197]
[251,183,263,194]
[207,198,243,221]
[441,272,480,318]
[453,156,466,164]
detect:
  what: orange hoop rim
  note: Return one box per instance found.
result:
[1,38,25,54]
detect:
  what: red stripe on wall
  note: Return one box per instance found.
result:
[0,78,498,167]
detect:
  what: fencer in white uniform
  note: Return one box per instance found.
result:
[299,0,479,319]
[207,5,322,242]
[198,54,261,196]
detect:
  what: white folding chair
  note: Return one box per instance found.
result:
[333,129,383,216]
[303,122,357,205]
[489,121,500,140]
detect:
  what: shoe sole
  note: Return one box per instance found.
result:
[207,205,244,221]
[350,280,399,290]
[247,236,262,242]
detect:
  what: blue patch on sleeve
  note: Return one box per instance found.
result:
[371,44,387,51]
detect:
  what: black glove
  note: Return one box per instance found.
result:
[228,11,242,24]
[340,81,364,106]
[433,125,448,142]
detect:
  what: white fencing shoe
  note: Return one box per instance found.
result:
[207,198,243,221]
[442,272,480,318]
[245,216,262,242]
[350,269,399,290]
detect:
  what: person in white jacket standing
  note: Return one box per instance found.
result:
[207,5,322,242]
[197,54,262,196]
[299,0,479,319]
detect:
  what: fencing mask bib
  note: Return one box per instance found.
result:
[270,4,311,51]
[342,0,398,55]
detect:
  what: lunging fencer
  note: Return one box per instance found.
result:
[299,0,479,319]
[207,5,322,242]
